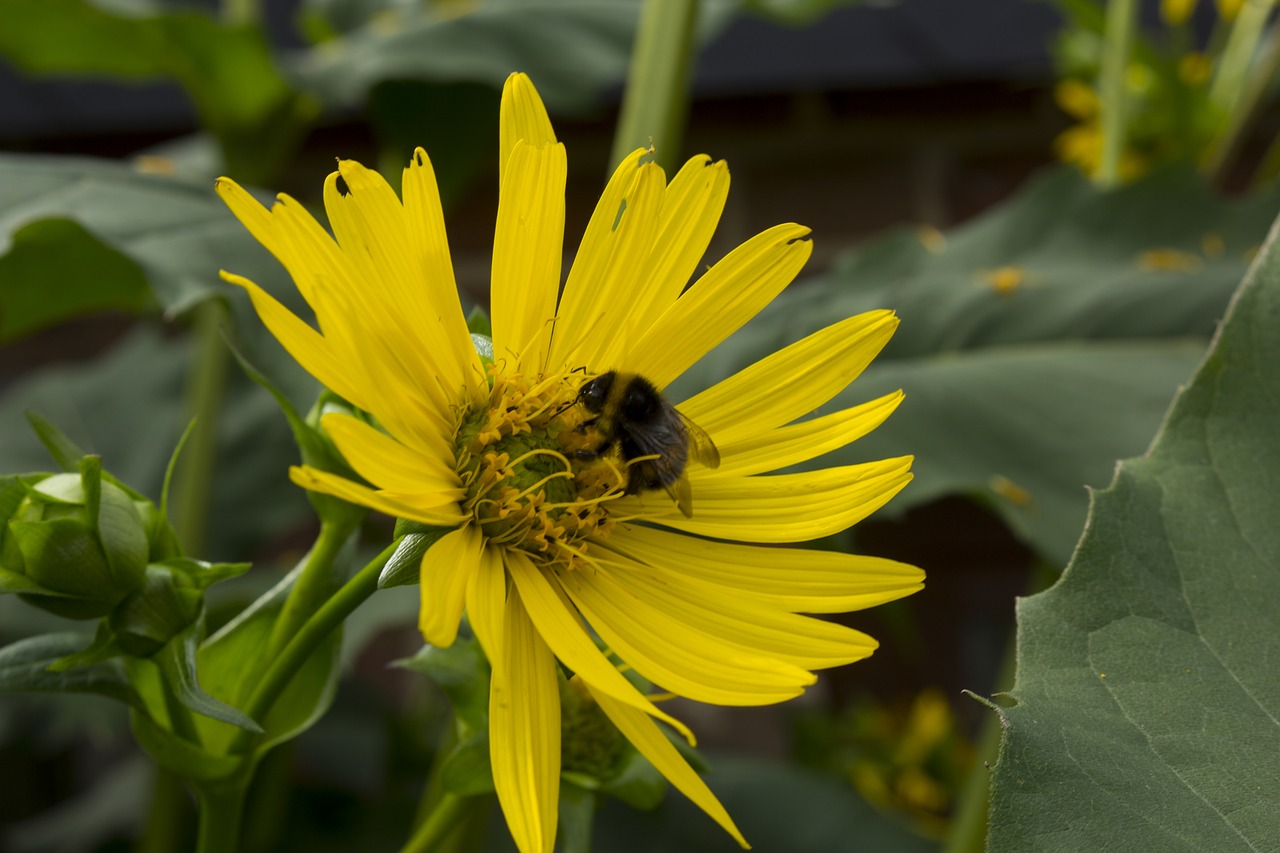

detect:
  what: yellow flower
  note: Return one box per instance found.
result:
[217,72,922,853]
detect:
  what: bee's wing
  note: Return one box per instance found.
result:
[679,413,720,469]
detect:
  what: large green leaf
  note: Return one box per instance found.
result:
[0,632,141,708]
[0,0,311,182]
[290,0,738,112]
[0,154,286,325]
[677,167,1280,564]
[986,211,1280,846]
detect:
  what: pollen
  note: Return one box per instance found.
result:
[453,366,625,569]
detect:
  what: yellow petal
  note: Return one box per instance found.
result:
[322,162,466,411]
[505,551,695,744]
[288,465,465,527]
[640,457,913,543]
[679,309,899,442]
[608,524,925,614]
[219,271,364,406]
[710,391,904,477]
[419,525,484,648]
[622,155,731,345]
[556,565,814,705]
[500,72,557,183]
[490,140,567,372]
[465,544,507,663]
[624,223,813,388]
[489,580,560,853]
[591,544,878,670]
[321,412,458,495]
[550,149,665,370]
[586,684,749,849]
[402,146,485,393]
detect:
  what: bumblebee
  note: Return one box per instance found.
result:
[574,371,720,517]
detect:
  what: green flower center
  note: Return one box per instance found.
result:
[453,368,626,569]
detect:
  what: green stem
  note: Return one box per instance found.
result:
[174,300,231,557]
[228,539,398,754]
[611,0,701,173]
[265,520,356,658]
[1097,0,1139,187]
[194,780,250,853]
[1209,0,1277,120]
[136,767,190,853]
[1205,18,1280,186]
[399,792,474,853]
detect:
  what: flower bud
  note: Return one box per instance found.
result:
[5,462,149,619]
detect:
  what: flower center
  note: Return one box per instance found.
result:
[453,366,627,569]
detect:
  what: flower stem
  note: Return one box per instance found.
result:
[136,767,190,853]
[1097,0,1139,187]
[399,792,474,853]
[227,539,399,754]
[194,780,249,853]
[611,0,701,173]
[1204,17,1280,186]
[1209,0,1277,122]
[265,519,357,658]
[174,300,231,557]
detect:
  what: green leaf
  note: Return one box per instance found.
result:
[0,0,312,183]
[600,745,667,811]
[0,154,281,320]
[195,587,341,756]
[439,731,495,796]
[129,707,243,782]
[676,166,1280,565]
[379,528,453,589]
[396,636,489,732]
[154,613,262,732]
[290,1,647,112]
[987,211,1280,847]
[0,218,156,340]
[0,633,142,708]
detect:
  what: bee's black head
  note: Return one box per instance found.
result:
[577,372,615,413]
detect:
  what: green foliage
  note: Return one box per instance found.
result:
[0,0,314,183]
[986,202,1280,848]
[591,757,936,853]
[680,166,1279,565]
[0,632,142,708]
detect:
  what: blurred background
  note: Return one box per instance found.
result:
[2,0,1274,850]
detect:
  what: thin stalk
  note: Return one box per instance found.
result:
[398,792,475,853]
[265,519,357,658]
[610,0,701,173]
[1209,0,1278,120]
[1205,18,1280,185]
[136,767,190,853]
[1097,0,1140,187]
[228,540,398,754]
[174,300,231,557]
[194,780,250,853]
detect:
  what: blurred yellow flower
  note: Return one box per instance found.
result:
[217,73,923,853]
